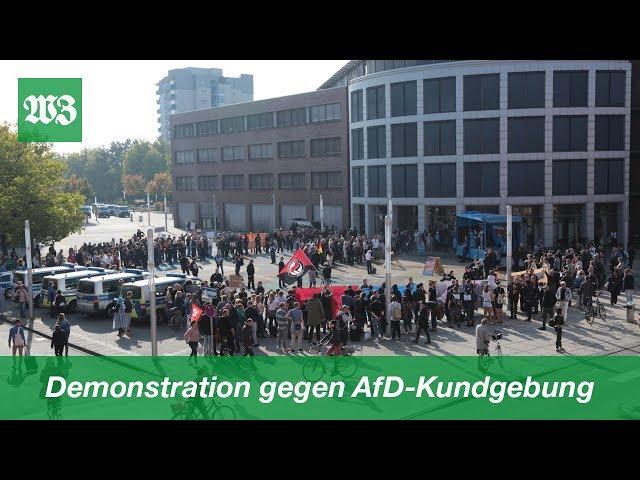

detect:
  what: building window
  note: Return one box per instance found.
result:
[221,175,244,189]
[278,173,306,190]
[464,74,499,111]
[508,72,545,109]
[276,107,306,126]
[423,77,456,114]
[311,171,342,189]
[596,71,626,107]
[552,160,587,195]
[310,137,342,157]
[464,118,499,154]
[553,71,588,107]
[366,85,385,119]
[174,123,194,138]
[508,161,544,196]
[220,116,245,134]
[368,165,387,197]
[197,175,218,191]
[352,166,364,197]
[351,90,363,122]
[248,143,273,160]
[249,174,273,189]
[595,115,625,151]
[222,145,244,161]
[367,126,386,159]
[175,150,195,164]
[552,116,587,152]
[175,176,195,190]
[424,163,456,197]
[464,162,499,197]
[195,120,218,136]
[351,129,364,160]
[278,140,305,158]
[390,81,417,117]
[247,112,274,130]
[310,103,341,123]
[391,122,417,157]
[196,148,217,163]
[508,116,545,153]
[391,164,418,197]
[423,120,456,156]
[594,159,624,194]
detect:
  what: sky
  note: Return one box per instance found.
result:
[0,60,348,154]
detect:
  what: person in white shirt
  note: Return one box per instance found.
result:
[365,249,373,274]
[556,281,572,320]
[475,317,492,355]
[389,297,403,339]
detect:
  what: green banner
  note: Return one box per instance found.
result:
[2,355,640,420]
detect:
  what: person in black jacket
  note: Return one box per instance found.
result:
[414,300,431,344]
[623,268,635,306]
[278,257,286,288]
[51,324,66,356]
[539,285,556,330]
[606,269,622,305]
[246,259,255,290]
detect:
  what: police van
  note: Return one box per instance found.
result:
[76,271,149,315]
[120,276,183,322]
[41,269,114,311]
[12,266,77,306]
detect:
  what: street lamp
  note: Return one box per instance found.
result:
[24,220,34,320]
[163,194,168,233]
[506,205,512,288]
[319,194,324,231]
[147,228,158,356]
[384,214,392,337]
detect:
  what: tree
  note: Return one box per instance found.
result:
[123,141,166,180]
[145,179,158,196]
[122,174,146,197]
[152,172,173,198]
[63,175,94,201]
[0,124,85,248]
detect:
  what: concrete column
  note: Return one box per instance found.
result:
[543,202,554,247]
[418,204,426,233]
[425,207,432,232]
[364,203,370,236]
[586,201,595,242]
[246,204,253,232]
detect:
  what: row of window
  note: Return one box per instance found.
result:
[175,172,344,191]
[350,115,625,159]
[351,159,624,198]
[174,102,342,139]
[175,137,342,164]
[350,70,626,122]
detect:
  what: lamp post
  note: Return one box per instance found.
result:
[213,192,217,241]
[384,214,392,337]
[147,193,151,226]
[147,228,158,356]
[24,220,34,320]
[506,205,512,288]
[163,194,168,233]
[272,192,277,231]
[319,194,324,231]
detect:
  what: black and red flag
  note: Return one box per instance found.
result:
[279,248,316,285]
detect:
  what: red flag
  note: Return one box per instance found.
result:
[294,285,355,318]
[191,304,203,323]
[279,249,316,285]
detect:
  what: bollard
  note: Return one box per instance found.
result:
[626,303,636,324]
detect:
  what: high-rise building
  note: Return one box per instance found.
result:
[157,67,253,141]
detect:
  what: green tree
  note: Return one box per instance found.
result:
[0,124,85,249]
[123,141,166,180]
[64,175,94,201]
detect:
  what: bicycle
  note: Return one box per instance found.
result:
[304,340,361,382]
[170,396,236,420]
[583,294,606,325]
[477,329,503,371]
[47,397,62,420]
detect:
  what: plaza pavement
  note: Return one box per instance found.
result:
[1,214,639,357]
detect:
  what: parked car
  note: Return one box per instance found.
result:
[97,206,111,218]
[115,205,130,217]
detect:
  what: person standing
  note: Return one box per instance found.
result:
[539,285,556,331]
[414,300,431,344]
[365,249,373,274]
[58,313,70,356]
[184,320,201,357]
[123,291,134,335]
[277,257,286,289]
[199,306,214,356]
[8,319,27,356]
[275,302,289,351]
[606,269,622,306]
[112,297,128,337]
[322,262,332,286]
[389,295,402,340]
[51,324,67,357]
[286,302,304,353]
[308,268,317,288]
[492,280,505,324]
[304,293,324,345]
[462,279,476,327]
[242,318,255,356]
[555,281,571,320]
[234,255,244,277]
[246,259,255,290]
[269,243,277,264]
[427,281,438,331]
[551,307,565,353]
[15,283,27,318]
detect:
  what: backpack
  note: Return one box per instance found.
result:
[392,305,402,321]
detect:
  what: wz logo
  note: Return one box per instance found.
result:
[18,78,82,142]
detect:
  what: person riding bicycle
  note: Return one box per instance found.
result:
[475,317,492,355]
[579,276,597,313]
[323,320,343,356]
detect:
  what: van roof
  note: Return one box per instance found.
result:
[15,266,73,274]
[79,272,146,283]
[123,276,184,287]
[42,270,106,281]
